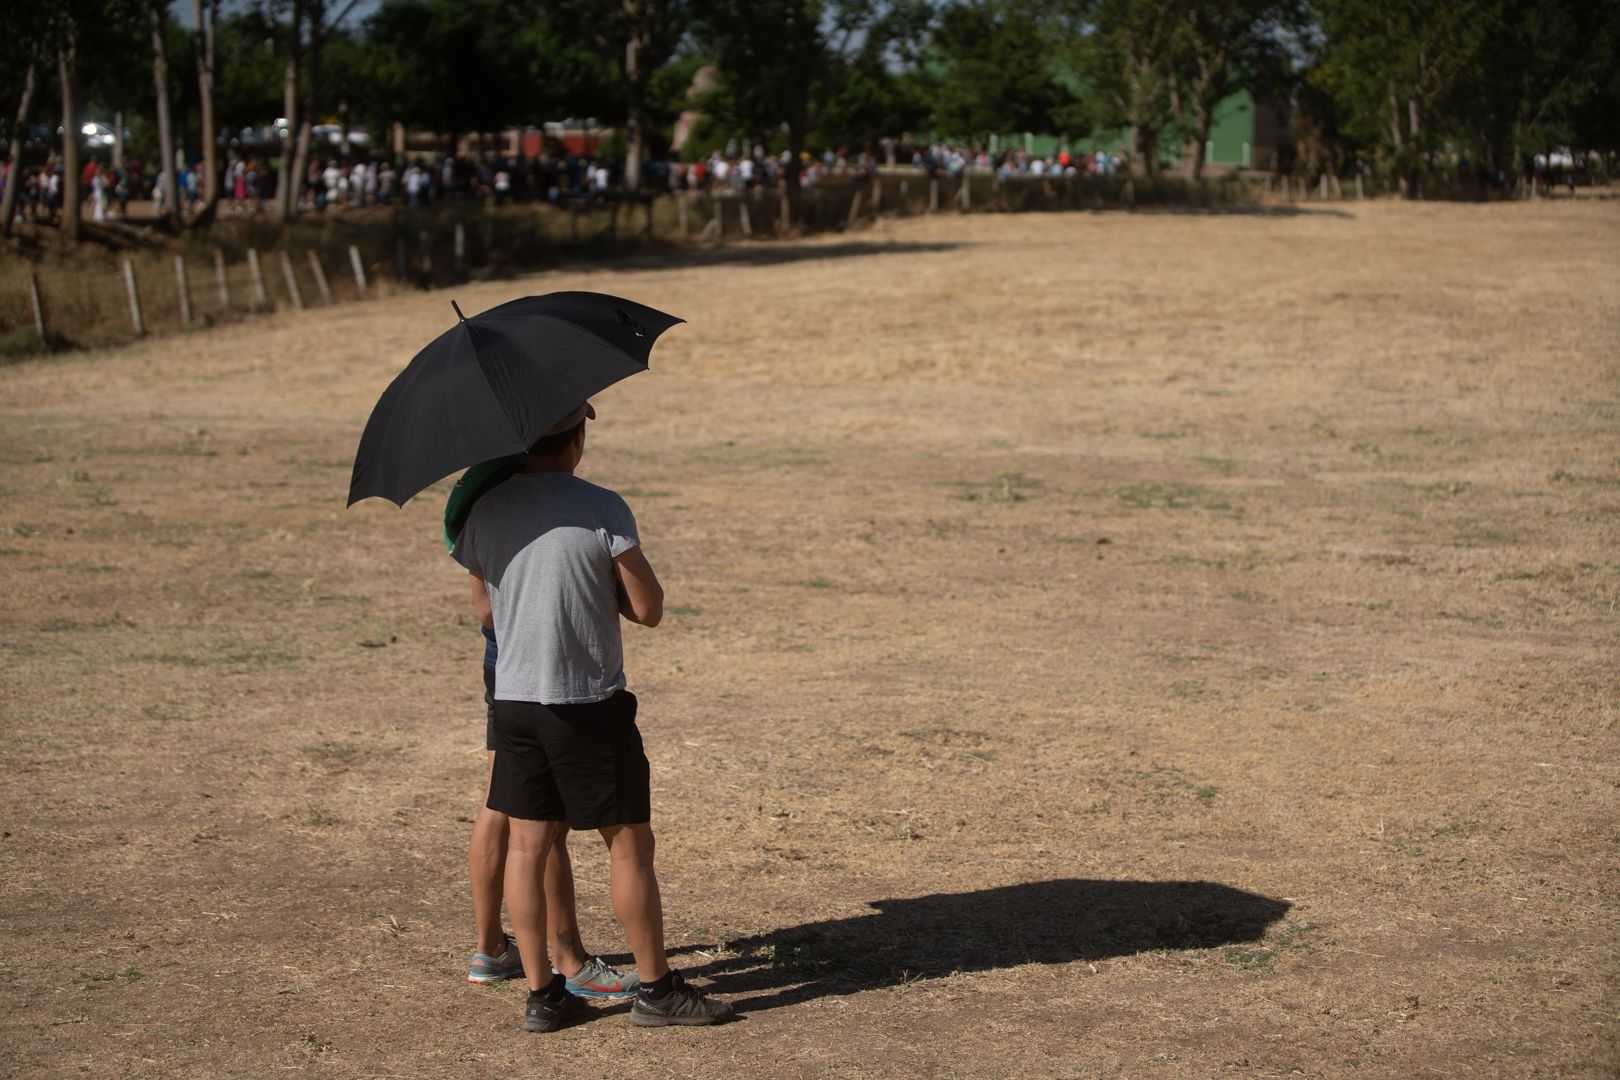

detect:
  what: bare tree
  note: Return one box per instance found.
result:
[1,49,37,238]
[616,0,682,200]
[275,0,303,221]
[1172,0,1280,181]
[285,0,328,222]
[59,23,83,240]
[191,0,219,227]
[150,1,180,230]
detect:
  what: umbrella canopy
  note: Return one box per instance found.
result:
[347,291,683,507]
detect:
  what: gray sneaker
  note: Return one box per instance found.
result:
[629,971,735,1027]
[564,956,639,1000]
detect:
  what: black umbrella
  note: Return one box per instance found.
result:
[346,291,683,507]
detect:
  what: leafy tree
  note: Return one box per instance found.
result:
[692,0,933,189]
[930,1,1081,143]
[364,0,614,147]
[690,0,825,192]
[1056,0,1181,176]
[1168,0,1296,179]
[1311,0,1499,193]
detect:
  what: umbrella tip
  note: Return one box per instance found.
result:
[451,300,466,322]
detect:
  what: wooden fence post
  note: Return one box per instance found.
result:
[870,175,882,214]
[959,175,970,210]
[1330,173,1343,199]
[738,198,752,237]
[899,179,909,214]
[173,255,192,328]
[418,230,432,277]
[779,192,790,233]
[26,271,48,349]
[306,250,333,304]
[846,190,863,229]
[1319,174,1328,199]
[1355,173,1364,200]
[677,192,689,235]
[1123,179,1135,210]
[278,250,304,310]
[453,222,466,271]
[929,177,939,212]
[213,247,230,309]
[349,245,368,296]
[247,248,269,310]
[1281,175,1290,201]
[122,258,145,336]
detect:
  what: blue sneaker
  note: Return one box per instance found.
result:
[564,956,639,1000]
[468,939,524,984]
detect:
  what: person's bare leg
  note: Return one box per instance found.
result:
[545,828,592,976]
[599,823,669,983]
[505,817,563,992]
[469,750,509,956]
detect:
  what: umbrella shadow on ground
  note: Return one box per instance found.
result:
[670,879,1291,1015]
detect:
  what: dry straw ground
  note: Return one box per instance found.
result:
[1,202,1616,1078]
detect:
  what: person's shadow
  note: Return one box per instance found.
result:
[673,879,1291,1014]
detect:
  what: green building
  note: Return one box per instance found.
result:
[986,89,1288,171]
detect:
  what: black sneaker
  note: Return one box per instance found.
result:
[524,990,590,1032]
[630,971,735,1027]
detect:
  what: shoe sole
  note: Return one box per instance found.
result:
[567,986,638,1000]
[629,1008,732,1027]
[467,973,521,983]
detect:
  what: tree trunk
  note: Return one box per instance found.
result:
[286,0,324,219]
[1189,103,1213,182]
[1,55,36,238]
[192,0,220,228]
[59,32,82,241]
[151,4,181,231]
[1133,124,1160,178]
[622,1,645,200]
[276,0,302,221]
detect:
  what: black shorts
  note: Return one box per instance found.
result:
[488,690,651,828]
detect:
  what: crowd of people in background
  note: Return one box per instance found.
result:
[0,131,1589,228]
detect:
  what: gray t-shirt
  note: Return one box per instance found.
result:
[451,472,639,704]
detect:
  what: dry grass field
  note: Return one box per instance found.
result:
[1,201,1617,1078]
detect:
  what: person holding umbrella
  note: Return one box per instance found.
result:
[451,403,734,1031]
[349,293,732,1032]
[446,456,640,1001]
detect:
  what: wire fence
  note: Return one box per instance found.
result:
[0,169,1357,355]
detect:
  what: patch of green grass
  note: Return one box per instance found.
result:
[954,470,1041,503]
[1223,922,1322,971]
[1114,482,1208,510]
[133,652,208,667]
[80,967,144,985]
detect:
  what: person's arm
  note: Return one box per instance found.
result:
[612,545,663,628]
[468,570,493,630]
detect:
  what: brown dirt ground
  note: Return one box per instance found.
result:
[1,202,1617,1079]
